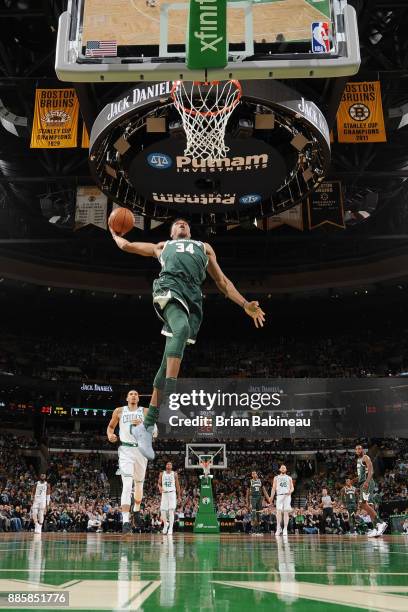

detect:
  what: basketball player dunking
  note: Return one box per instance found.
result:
[107,390,157,533]
[110,218,265,460]
[158,461,181,535]
[269,465,294,536]
[355,444,387,537]
[31,473,50,534]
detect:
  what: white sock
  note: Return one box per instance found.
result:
[169,510,175,530]
[122,512,130,523]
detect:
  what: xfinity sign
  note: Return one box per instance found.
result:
[187,0,227,69]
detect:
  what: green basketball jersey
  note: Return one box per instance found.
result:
[250,479,262,499]
[343,486,357,508]
[357,457,368,485]
[159,239,208,285]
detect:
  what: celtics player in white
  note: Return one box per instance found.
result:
[107,390,157,534]
[158,461,181,535]
[31,473,50,534]
[269,465,294,536]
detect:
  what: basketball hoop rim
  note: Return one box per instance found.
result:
[170,80,242,117]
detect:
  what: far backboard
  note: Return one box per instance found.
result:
[56,0,360,81]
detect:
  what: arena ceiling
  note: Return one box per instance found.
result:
[0,0,408,273]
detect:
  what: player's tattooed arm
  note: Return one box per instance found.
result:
[158,472,163,494]
[109,227,165,258]
[362,454,374,489]
[107,407,121,443]
[205,243,265,328]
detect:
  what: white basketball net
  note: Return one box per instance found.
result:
[171,80,242,161]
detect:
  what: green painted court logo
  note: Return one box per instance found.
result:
[202,496,210,504]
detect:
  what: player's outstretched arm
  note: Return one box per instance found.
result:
[205,243,265,328]
[109,226,164,257]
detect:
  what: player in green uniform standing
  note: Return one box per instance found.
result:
[247,471,268,535]
[341,478,358,534]
[355,445,387,537]
[110,218,265,459]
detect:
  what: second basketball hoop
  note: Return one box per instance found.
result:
[171,80,242,160]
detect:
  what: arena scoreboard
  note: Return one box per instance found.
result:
[71,407,113,417]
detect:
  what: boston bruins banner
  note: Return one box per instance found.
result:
[81,123,90,148]
[31,88,79,148]
[308,181,345,230]
[337,81,386,143]
[75,186,107,230]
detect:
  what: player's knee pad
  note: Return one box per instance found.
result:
[167,324,190,358]
[121,476,133,506]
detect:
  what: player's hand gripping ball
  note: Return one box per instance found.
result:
[108,207,135,236]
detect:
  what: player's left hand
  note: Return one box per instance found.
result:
[244,301,265,328]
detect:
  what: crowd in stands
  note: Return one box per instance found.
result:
[2,319,408,384]
[1,432,407,533]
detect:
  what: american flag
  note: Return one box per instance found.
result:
[85,40,117,57]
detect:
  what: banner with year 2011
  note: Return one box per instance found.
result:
[337,81,387,143]
[30,88,79,148]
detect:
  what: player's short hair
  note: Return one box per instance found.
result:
[127,389,139,396]
[170,218,191,231]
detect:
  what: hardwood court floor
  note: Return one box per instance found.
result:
[0,533,407,610]
[82,0,331,47]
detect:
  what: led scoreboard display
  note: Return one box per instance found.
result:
[40,405,68,416]
[71,407,113,417]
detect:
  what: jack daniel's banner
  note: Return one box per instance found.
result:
[31,88,79,148]
[308,181,345,230]
[337,81,387,143]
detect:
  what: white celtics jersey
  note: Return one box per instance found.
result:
[119,405,144,444]
[276,474,292,495]
[162,471,176,493]
[34,481,47,505]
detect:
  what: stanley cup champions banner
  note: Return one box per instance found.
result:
[337,81,387,143]
[31,88,79,148]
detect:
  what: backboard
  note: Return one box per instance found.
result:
[56,0,360,82]
[185,444,227,469]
